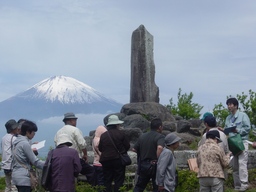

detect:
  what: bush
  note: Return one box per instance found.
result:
[166,88,203,120]
[76,182,104,192]
[176,169,199,192]
[0,177,5,190]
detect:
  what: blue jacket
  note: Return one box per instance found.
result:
[156,147,176,192]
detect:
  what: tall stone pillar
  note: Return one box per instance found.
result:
[130,25,159,103]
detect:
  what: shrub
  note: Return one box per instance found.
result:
[76,182,104,192]
[176,169,199,192]
[166,88,203,120]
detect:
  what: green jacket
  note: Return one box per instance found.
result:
[225,110,251,140]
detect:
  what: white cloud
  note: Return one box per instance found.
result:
[0,0,256,113]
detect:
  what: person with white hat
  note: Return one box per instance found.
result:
[45,134,82,191]
[99,115,130,192]
[156,132,181,192]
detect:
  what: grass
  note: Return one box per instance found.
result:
[1,169,256,192]
[0,177,6,191]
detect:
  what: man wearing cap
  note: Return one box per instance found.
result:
[99,115,130,192]
[224,97,251,191]
[197,130,231,192]
[46,134,82,191]
[1,119,19,192]
[198,116,229,155]
[200,112,214,134]
[133,118,165,192]
[54,112,95,185]
[156,133,181,192]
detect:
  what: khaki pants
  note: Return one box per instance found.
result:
[232,142,249,188]
[199,177,224,192]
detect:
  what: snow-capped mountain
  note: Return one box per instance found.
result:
[30,76,110,104]
[0,76,123,121]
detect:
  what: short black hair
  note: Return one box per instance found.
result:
[226,97,239,109]
[204,116,217,127]
[150,118,162,130]
[20,120,38,136]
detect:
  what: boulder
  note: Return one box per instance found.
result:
[121,102,175,122]
[177,120,192,133]
[123,114,150,132]
[122,128,143,148]
[163,121,177,132]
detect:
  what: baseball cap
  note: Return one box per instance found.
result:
[201,112,213,121]
[206,130,222,143]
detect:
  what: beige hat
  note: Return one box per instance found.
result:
[56,134,73,146]
[106,115,124,126]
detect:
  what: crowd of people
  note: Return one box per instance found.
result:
[0,97,255,192]
[197,97,252,192]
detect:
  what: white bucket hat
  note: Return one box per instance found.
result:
[106,115,124,126]
[56,134,73,146]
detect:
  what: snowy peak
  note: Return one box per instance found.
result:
[20,75,110,104]
[0,75,122,121]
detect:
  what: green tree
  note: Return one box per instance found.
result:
[236,89,256,127]
[213,89,256,128]
[166,88,203,120]
[212,103,229,127]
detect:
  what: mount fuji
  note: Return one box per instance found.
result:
[0,76,124,157]
[0,75,123,121]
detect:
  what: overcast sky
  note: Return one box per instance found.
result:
[1,0,256,113]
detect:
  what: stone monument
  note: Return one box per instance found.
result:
[130,25,159,103]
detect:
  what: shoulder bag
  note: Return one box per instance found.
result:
[228,134,245,156]
[107,131,131,166]
[41,149,54,190]
[13,150,38,190]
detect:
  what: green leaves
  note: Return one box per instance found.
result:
[166,88,203,120]
[212,90,256,127]
[167,88,256,128]
[212,103,229,127]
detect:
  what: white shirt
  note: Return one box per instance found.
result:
[54,125,86,158]
[198,128,229,154]
[1,133,17,170]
